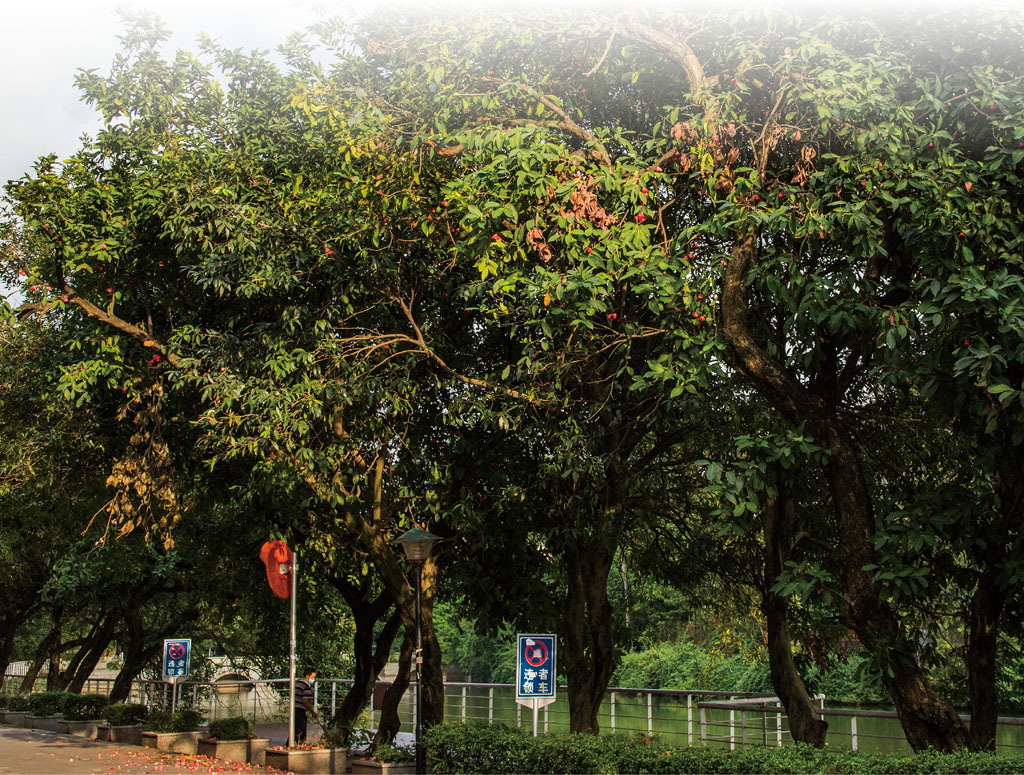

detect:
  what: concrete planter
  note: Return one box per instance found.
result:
[108,724,145,745]
[28,714,62,732]
[142,730,202,754]
[348,757,417,775]
[197,737,270,766]
[2,711,28,727]
[264,747,346,774]
[57,719,101,738]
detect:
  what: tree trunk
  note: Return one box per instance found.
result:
[966,569,1006,751]
[330,456,445,733]
[53,612,112,691]
[21,610,61,694]
[824,426,968,751]
[0,594,39,693]
[967,466,1023,751]
[109,644,156,703]
[722,231,968,751]
[417,560,445,729]
[328,586,401,739]
[338,508,446,732]
[373,628,414,748]
[0,632,15,694]
[67,615,117,693]
[762,494,827,747]
[561,541,616,733]
[46,610,64,691]
[619,553,633,633]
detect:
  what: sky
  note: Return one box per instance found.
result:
[0,0,362,188]
[0,0,999,189]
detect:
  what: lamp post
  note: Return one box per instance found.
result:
[394,527,440,775]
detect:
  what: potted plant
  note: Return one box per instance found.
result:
[99,703,149,744]
[141,709,205,754]
[349,741,417,775]
[2,695,31,727]
[197,716,270,766]
[57,694,109,737]
[264,726,348,775]
[27,691,69,732]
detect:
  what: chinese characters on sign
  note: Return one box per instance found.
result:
[162,639,191,682]
[516,634,556,700]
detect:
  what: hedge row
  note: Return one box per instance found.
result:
[424,723,1024,774]
[147,708,203,732]
[1,691,108,720]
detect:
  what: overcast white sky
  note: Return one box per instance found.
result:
[0,0,1010,190]
[0,0,366,187]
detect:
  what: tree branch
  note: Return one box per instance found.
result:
[19,286,179,367]
[619,20,706,92]
[391,295,552,409]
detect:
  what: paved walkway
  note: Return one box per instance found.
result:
[0,721,411,774]
[0,727,289,775]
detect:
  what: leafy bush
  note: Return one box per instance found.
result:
[5,695,31,712]
[27,691,70,716]
[208,716,253,740]
[612,640,903,705]
[424,723,1024,774]
[146,708,204,732]
[103,703,149,726]
[611,642,772,694]
[802,653,889,706]
[62,694,109,721]
[371,742,415,762]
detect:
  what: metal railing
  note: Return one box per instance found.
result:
[5,672,1024,754]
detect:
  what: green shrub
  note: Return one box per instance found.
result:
[62,694,109,721]
[611,642,772,694]
[27,691,70,716]
[207,716,252,740]
[147,708,204,733]
[103,703,149,726]
[5,695,31,712]
[423,723,1024,774]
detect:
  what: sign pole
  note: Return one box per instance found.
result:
[532,698,539,737]
[288,553,298,748]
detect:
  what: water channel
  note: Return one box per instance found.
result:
[431,685,1024,754]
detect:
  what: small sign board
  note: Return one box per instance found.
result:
[516,634,556,700]
[162,638,191,683]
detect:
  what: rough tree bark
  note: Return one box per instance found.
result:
[308,424,446,732]
[559,453,626,734]
[21,608,62,694]
[762,490,827,747]
[967,464,1024,751]
[721,232,968,751]
[0,592,40,693]
[373,628,414,749]
[66,614,117,693]
[327,581,402,740]
[561,540,617,733]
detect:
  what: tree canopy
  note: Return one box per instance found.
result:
[2,2,1023,752]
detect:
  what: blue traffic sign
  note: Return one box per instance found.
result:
[516,634,556,699]
[162,639,191,682]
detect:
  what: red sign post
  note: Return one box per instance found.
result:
[259,541,293,598]
[260,540,298,745]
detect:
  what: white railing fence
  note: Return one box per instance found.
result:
[4,673,1023,754]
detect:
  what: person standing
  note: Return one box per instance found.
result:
[294,667,318,743]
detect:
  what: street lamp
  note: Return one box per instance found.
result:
[394,527,440,775]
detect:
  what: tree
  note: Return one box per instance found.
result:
[0,312,115,690]
[6,5,1023,750]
